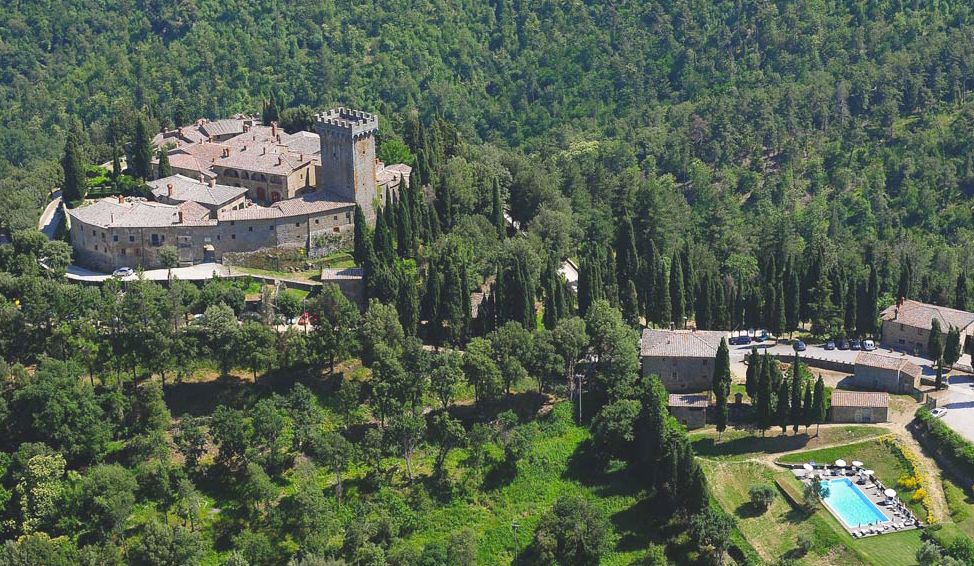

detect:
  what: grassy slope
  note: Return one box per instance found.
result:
[690,426,889,462]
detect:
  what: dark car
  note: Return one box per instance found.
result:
[850,338,862,350]
[753,330,769,342]
[793,340,807,352]
[837,339,850,350]
[730,335,750,346]
[824,340,836,350]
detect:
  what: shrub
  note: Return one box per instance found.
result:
[897,474,918,490]
[748,484,776,513]
[912,488,927,503]
[795,533,813,556]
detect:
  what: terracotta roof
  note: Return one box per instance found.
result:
[200,119,247,139]
[215,144,312,176]
[668,394,709,408]
[284,131,321,157]
[68,198,216,228]
[855,352,922,378]
[148,175,247,207]
[641,329,727,358]
[167,152,218,178]
[881,299,974,332]
[831,390,889,409]
[175,200,212,222]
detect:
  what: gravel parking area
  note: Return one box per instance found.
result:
[931,374,974,443]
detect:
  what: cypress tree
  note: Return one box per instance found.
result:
[372,209,394,262]
[655,260,671,326]
[812,375,826,434]
[784,258,801,336]
[776,379,790,434]
[427,201,441,240]
[397,267,419,336]
[713,338,731,399]
[397,192,413,258]
[790,353,802,434]
[714,386,728,441]
[897,254,913,300]
[714,277,729,330]
[61,131,87,203]
[157,149,172,179]
[757,354,774,436]
[615,213,639,288]
[928,318,944,360]
[353,205,370,265]
[604,245,619,307]
[864,264,879,336]
[844,276,857,336]
[460,261,472,341]
[491,178,505,240]
[745,346,760,400]
[696,273,712,330]
[640,242,659,323]
[111,145,122,179]
[384,190,398,247]
[772,280,786,339]
[936,357,945,390]
[957,273,969,312]
[802,382,813,432]
[130,114,154,180]
[262,94,280,124]
[670,252,686,328]
[681,242,695,320]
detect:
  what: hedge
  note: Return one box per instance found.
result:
[915,406,974,480]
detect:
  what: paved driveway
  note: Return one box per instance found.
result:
[932,375,974,443]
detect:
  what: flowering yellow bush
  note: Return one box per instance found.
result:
[897,474,918,490]
[912,488,927,503]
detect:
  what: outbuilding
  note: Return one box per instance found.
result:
[852,352,922,394]
[829,390,889,424]
[667,394,709,430]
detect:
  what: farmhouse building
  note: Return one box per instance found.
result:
[829,390,889,424]
[640,329,727,392]
[851,352,922,394]
[880,298,974,357]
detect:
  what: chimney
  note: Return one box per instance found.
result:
[243,124,251,133]
[118,195,125,204]
[178,211,183,224]
[262,146,266,155]
[198,173,204,183]
[208,178,216,188]
[222,148,229,158]
[271,121,277,137]
[208,135,213,143]
[167,183,173,197]
[277,156,283,166]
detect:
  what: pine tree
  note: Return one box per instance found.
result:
[352,206,370,265]
[790,353,802,434]
[812,376,826,434]
[670,253,686,328]
[130,114,154,180]
[61,130,87,203]
[491,178,505,240]
[157,149,172,179]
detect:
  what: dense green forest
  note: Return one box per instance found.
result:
[4,0,974,564]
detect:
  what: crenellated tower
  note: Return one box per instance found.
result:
[315,108,379,224]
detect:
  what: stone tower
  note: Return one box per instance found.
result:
[315,108,379,224]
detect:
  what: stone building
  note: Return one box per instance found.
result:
[880,298,974,357]
[69,108,411,272]
[851,352,922,394]
[830,390,889,424]
[148,175,248,216]
[640,329,728,392]
[667,394,708,429]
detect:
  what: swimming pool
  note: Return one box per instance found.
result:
[821,477,889,528]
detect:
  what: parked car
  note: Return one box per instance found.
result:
[728,335,745,345]
[837,339,850,350]
[850,338,862,350]
[824,340,836,350]
[753,330,769,342]
[793,340,807,352]
[862,339,876,351]
[112,266,134,278]
[932,408,948,418]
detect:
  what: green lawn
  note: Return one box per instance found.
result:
[690,425,888,462]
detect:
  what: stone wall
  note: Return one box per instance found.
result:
[850,364,916,394]
[642,355,713,393]
[830,405,889,423]
[668,406,707,429]
[70,203,355,272]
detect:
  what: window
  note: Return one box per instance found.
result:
[269,225,274,231]
[333,215,338,220]
[295,222,300,227]
[217,235,221,241]
[93,245,98,251]
[121,249,126,256]
[129,235,135,243]
[232,234,236,240]
[150,234,160,246]
[333,226,340,233]
[900,323,904,331]
[248,226,253,232]
[314,219,319,225]
[112,234,118,242]
[92,230,96,236]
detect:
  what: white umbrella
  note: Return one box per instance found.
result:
[851,461,864,467]
[863,469,875,476]
[884,488,897,498]
[835,459,847,467]
[803,463,814,471]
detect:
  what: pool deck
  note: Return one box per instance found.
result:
[790,467,921,537]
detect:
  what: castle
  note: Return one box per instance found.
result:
[68,108,410,272]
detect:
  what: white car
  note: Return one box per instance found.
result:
[112,266,134,278]
[931,408,948,418]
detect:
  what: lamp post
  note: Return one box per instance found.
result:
[511,521,520,554]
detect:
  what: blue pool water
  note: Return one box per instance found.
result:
[822,478,889,527]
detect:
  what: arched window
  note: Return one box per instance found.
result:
[241,171,250,180]
[257,187,266,201]
[271,192,282,203]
